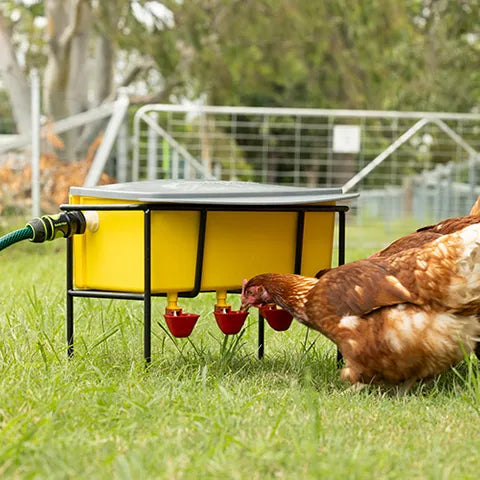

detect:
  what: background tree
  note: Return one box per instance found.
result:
[0,0,479,166]
[0,0,180,160]
[155,0,479,112]
[0,8,33,135]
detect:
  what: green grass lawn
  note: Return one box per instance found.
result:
[1,218,480,479]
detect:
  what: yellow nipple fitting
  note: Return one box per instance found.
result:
[215,290,231,313]
[166,292,182,315]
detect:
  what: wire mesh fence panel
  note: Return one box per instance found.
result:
[134,107,479,182]
[133,106,480,230]
[3,95,480,241]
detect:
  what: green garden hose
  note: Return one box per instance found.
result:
[0,211,87,253]
[0,226,34,252]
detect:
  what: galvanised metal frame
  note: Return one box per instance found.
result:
[61,203,349,363]
[132,104,480,190]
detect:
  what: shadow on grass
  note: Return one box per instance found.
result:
[144,347,480,401]
[64,309,480,402]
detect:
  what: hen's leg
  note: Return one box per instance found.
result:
[475,343,480,359]
[340,363,362,384]
[395,378,418,396]
[340,364,370,394]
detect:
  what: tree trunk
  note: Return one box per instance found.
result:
[43,0,70,120]
[67,2,91,115]
[0,13,31,135]
[66,1,91,160]
[94,32,115,105]
[43,0,91,160]
[72,31,115,159]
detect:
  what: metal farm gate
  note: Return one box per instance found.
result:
[132,105,480,222]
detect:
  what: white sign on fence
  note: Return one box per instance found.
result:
[333,125,361,154]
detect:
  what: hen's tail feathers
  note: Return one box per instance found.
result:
[470,196,480,216]
[434,224,480,310]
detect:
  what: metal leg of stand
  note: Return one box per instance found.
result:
[66,237,74,358]
[336,210,346,365]
[258,312,265,359]
[144,209,152,364]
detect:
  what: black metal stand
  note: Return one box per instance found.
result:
[66,237,74,358]
[336,210,346,365]
[144,209,152,363]
[63,203,349,363]
[257,313,265,359]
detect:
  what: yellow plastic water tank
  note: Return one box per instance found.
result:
[69,180,357,293]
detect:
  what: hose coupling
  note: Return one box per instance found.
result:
[26,211,87,243]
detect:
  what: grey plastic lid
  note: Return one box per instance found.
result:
[70,180,358,205]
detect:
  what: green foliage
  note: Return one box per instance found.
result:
[1,0,479,141]
[159,0,480,112]
[0,0,46,71]
[0,90,15,134]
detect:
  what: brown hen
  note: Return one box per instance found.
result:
[241,224,480,387]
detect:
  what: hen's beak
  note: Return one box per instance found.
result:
[239,302,250,312]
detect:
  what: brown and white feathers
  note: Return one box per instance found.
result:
[241,224,480,386]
